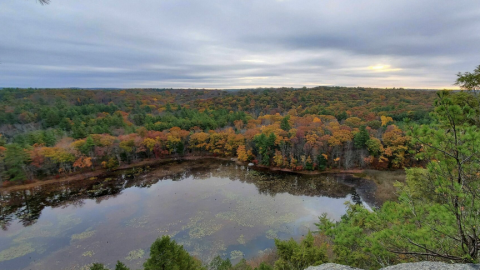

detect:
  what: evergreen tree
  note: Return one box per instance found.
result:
[44,109,60,128]
[254,133,277,166]
[80,136,95,156]
[89,261,130,270]
[280,115,291,131]
[353,126,369,148]
[231,259,252,270]
[209,256,232,270]
[274,231,327,270]
[0,134,6,146]
[144,236,205,270]
[59,117,72,131]
[114,261,130,270]
[90,263,108,270]
[336,111,348,121]
[4,144,30,182]
[316,154,327,171]
[43,130,57,146]
[72,119,87,139]
[255,263,273,270]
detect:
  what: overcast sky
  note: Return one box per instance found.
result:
[1,0,479,89]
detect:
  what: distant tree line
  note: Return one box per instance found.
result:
[0,86,436,183]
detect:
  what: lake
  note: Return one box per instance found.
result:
[0,159,379,270]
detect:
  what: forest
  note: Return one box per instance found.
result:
[84,66,480,269]
[0,86,436,184]
[2,65,480,269]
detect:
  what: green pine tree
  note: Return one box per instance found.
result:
[316,154,327,171]
[89,263,108,270]
[80,136,95,156]
[280,115,291,131]
[144,236,205,270]
[353,126,369,148]
[274,231,328,270]
[114,261,130,270]
[254,263,273,270]
[209,256,232,270]
[4,144,30,182]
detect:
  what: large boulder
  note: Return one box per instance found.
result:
[305,262,480,270]
[305,263,361,270]
[381,262,480,270]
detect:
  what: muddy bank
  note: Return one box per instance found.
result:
[1,155,385,192]
[0,156,232,192]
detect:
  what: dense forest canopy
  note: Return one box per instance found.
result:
[84,66,480,269]
[2,64,480,270]
[0,86,437,183]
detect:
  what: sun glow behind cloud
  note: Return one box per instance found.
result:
[368,65,402,72]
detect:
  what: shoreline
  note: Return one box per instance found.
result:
[0,155,368,192]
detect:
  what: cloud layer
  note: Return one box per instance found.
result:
[1,0,479,89]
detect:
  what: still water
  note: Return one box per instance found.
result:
[0,159,377,270]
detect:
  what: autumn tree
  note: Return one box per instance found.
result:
[237,145,249,162]
[73,156,93,170]
[382,125,409,168]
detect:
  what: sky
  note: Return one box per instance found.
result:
[1,0,480,89]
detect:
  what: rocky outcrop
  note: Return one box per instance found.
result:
[305,263,361,270]
[305,262,480,270]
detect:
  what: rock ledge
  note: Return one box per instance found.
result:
[305,262,480,270]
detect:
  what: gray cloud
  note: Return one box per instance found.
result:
[1,0,479,89]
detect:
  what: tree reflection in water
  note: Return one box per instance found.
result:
[0,159,377,231]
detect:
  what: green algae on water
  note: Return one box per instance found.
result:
[82,250,95,257]
[182,211,223,239]
[71,229,96,241]
[230,250,244,260]
[58,214,82,227]
[125,217,149,228]
[12,221,58,243]
[80,264,95,270]
[125,249,145,261]
[0,242,35,262]
[237,234,246,245]
[266,229,278,239]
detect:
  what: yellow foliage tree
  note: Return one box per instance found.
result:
[143,138,156,152]
[237,145,248,162]
[273,150,284,167]
[381,115,393,126]
[189,132,210,152]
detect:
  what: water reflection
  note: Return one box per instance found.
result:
[0,159,377,270]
